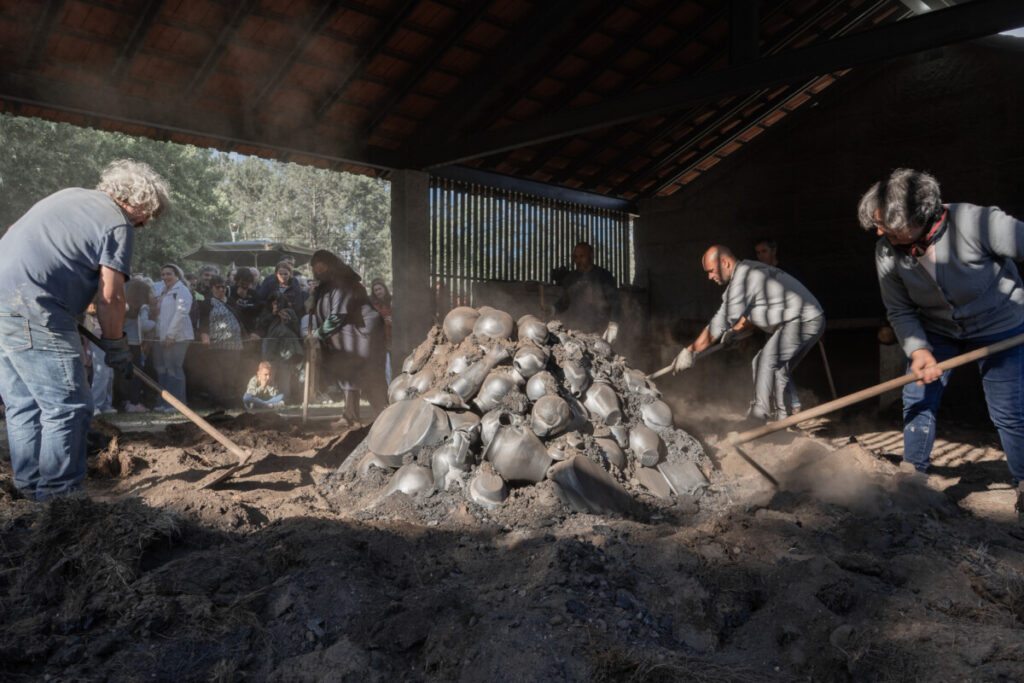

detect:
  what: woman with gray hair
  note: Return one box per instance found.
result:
[859,168,1024,521]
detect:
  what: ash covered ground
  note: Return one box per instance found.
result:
[2,316,1024,681]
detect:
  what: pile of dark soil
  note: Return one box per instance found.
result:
[0,402,1022,681]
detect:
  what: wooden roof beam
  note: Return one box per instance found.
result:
[0,69,402,169]
[464,0,683,150]
[594,0,862,194]
[248,0,345,111]
[312,0,419,120]
[512,1,732,179]
[646,84,814,197]
[412,0,1024,169]
[415,0,618,144]
[358,0,493,137]
[185,0,261,97]
[109,0,166,83]
[25,0,68,70]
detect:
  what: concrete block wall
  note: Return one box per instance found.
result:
[390,169,434,363]
[635,38,1024,413]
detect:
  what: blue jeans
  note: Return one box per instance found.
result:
[0,314,92,500]
[243,393,284,410]
[153,340,189,408]
[902,323,1024,485]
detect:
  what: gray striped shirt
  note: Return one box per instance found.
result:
[709,260,823,338]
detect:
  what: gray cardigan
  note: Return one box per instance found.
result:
[876,203,1024,357]
[709,260,822,338]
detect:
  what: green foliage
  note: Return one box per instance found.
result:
[0,114,232,277]
[0,114,393,286]
[218,157,392,284]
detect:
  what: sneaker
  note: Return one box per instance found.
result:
[125,402,147,413]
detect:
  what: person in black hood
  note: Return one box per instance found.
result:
[309,249,385,428]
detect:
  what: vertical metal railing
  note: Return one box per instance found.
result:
[428,177,633,311]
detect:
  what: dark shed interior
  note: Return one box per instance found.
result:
[2,0,1023,391]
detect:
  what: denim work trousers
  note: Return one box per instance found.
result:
[153,340,189,407]
[0,313,92,500]
[902,322,1024,485]
[750,315,824,421]
[243,392,284,410]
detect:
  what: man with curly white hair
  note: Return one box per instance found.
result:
[0,159,170,502]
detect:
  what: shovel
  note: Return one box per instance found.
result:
[647,332,754,380]
[302,315,318,425]
[78,325,253,488]
[722,331,1024,487]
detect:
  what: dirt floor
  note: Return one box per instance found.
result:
[2,395,1023,682]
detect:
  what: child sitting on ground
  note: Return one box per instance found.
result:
[243,361,285,410]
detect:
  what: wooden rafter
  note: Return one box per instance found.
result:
[358,0,494,139]
[591,0,854,194]
[312,0,420,121]
[247,0,346,111]
[186,0,262,97]
[620,0,892,197]
[25,0,68,70]
[109,0,166,82]
[413,0,1024,170]
[513,1,731,180]
[414,0,617,145]
[0,68,402,169]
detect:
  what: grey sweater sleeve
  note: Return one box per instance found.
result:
[876,240,931,357]
[708,262,753,338]
[975,205,1024,260]
[708,298,729,339]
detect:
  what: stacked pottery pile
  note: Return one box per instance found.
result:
[349,306,707,515]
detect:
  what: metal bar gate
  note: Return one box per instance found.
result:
[429,176,633,315]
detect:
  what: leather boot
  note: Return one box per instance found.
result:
[331,390,362,430]
[343,389,362,427]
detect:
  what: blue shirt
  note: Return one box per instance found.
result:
[0,188,134,329]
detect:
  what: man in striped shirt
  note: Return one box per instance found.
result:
[673,245,825,422]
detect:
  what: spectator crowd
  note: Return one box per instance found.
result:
[82,255,392,425]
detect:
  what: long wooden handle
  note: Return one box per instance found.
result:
[78,325,250,463]
[648,344,724,380]
[302,318,314,424]
[728,331,1024,447]
[817,339,838,400]
[647,332,754,380]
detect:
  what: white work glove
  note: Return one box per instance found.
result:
[602,322,619,345]
[672,347,695,374]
